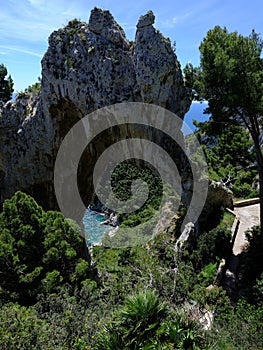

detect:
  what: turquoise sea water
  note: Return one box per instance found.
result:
[83,207,112,246]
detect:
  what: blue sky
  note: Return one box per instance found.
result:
[1,0,262,92]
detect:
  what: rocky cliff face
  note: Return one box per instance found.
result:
[0,92,53,206]
[0,8,191,220]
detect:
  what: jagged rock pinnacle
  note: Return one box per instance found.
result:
[88,7,128,47]
[137,10,155,29]
[88,7,116,34]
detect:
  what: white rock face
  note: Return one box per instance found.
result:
[0,8,191,212]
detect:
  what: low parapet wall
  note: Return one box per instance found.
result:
[234,197,260,207]
[215,208,239,286]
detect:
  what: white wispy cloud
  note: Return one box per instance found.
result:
[0,45,42,58]
[1,0,75,44]
[164,11,193,28]
[28,0,45,6]
[159,0,221,29]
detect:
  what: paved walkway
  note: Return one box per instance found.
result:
[222,203,260,295]
[232,203,260,255]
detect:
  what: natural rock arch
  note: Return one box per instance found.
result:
[0,8,191,224]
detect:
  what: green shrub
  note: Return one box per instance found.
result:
[191,227,232,271]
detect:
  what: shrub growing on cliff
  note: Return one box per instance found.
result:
[0,64,14,103]
[25,77,41,94]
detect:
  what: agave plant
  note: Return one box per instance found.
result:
[119,290,167,343]
[96,290,167,349]
[95,290,210,349]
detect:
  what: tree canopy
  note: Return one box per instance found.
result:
[0,64,14,104]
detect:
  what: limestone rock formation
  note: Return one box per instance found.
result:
[0,8,192,222]
[134,11,188,116]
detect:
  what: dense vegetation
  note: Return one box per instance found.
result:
[0,192,262,349]
[0,191,91,305]
[92,160,181,247]
[93,160,163,227]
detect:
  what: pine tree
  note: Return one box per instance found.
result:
[185,26,263,234]
[0,64,14,104]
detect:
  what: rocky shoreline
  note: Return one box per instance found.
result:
[87,205,120,244]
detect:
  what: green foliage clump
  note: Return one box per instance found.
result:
[0,191,90,304]
[193,227,232,269]
[66,56,73,68]
[109,161,163,225]
[0,302,46,350]
[66,18,83,37]
[24,78,41,94]
[18,77,41,97]
[210,298,263,349]
[239,225,263,297]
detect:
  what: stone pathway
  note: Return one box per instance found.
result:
[222,202,260,295]
[232,204,260,255]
